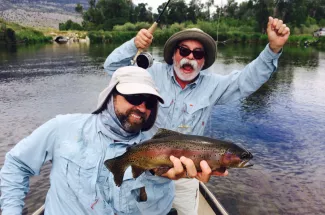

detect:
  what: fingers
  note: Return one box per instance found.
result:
[268,16,290,36]
[134,29,153,50]
[195,160,212,183]
[161,156,197,180]
[278,24,286,34]
[161,156,184,179]
[161,157,229,182]
[267,16,274,29]
[180,156,197,178]
[282,27,290,35]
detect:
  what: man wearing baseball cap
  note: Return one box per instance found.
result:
[0,66,209,215]
[104,17,290,215]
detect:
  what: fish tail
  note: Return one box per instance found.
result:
[104,156,129,187]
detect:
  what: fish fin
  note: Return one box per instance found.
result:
[132,165,146,179]
[104,156,129,187]
[154,166,171,176]
[152,128,183,139]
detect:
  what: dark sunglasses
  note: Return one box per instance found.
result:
[177,46,205,60]
[117,92,157,110]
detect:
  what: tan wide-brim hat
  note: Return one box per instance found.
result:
[164,28,216,70]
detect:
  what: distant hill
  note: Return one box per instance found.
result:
[0,0,87,29]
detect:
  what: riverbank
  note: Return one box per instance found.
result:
[1,18,324,48]
[88,29,325,48]
[0,19,52,44]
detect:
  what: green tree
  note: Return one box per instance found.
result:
[187,0,205,23]
[205,0,214,20]
[225,0,238,18]
[82,0,132,30]
[75,3,83,13]
[253,0,271,33]
[166,0,188,24]
[134,3,153,23]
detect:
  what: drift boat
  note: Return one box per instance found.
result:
[32,182,228,215]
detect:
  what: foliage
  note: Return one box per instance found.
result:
[113,22,151,32]
[0,19,52,44]
[88,30,135,43]
[59,20,84,31]
[75,3,83,13]
[77,0,325,35]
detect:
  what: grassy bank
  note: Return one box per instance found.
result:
[1,19,324,48]
[88,29,325,48]
[0,19,52,44]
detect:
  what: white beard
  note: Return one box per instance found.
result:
[173,58,204,81]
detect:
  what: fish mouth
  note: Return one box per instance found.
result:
[238,159,254,168]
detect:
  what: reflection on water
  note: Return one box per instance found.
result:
[0,43,325,214]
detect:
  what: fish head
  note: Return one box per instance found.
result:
[220,143,253,168]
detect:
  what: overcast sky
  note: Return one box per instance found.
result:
[133,0,246,13]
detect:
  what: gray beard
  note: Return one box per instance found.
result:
[173,58,203,81]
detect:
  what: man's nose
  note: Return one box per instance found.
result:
[187,52,195,59]
[136,102,147,112]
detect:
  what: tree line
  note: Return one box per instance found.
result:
[59,0,325,34]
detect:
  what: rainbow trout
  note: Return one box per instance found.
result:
[105,129,253,187]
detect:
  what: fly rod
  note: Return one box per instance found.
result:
[131,0,172,65]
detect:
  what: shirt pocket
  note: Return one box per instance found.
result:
[112,167,138,214]
[182,98,211,133]
[60,152,98,199]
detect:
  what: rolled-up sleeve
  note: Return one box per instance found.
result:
[0,118,57,215]
[131,171,175,215]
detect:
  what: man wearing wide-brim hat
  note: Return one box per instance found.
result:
[104,16,290,215]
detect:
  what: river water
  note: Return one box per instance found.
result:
[0,42,324,215]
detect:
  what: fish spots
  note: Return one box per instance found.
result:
[105,129,253,186]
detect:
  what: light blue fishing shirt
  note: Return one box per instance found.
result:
[0,114,174,215]
[104,38,282,137]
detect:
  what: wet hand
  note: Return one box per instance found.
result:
[267,16,290,53]
[134,29,153,50]
[161,156,228,182]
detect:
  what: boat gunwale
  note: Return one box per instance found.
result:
[199,181,229,215]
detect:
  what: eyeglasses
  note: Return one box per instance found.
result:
[176,46,205,60]
[117,92,157,110]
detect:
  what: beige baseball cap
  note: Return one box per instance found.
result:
[93,66,164,115]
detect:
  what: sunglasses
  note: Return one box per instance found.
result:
[117,92,157,110]
[177,46,205,60]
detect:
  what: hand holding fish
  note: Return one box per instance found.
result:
[135,29,153,50]
[105,129,252,187]
[267,16,290,53]
[159,156,228,183]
